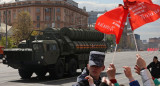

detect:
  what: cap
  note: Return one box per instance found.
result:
[89,51,105,67]
[154,56,158,59]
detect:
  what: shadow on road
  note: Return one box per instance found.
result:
[9,72,122,85]
[101,72,122,77]
[9,72,81,84]
[43,72,122,85]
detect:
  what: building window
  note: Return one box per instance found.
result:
[24,8,27,12]
[18,9,21,13]
[45,16,50,21]
[56,8,60,12]
[8,10,11,14]
[53,8,55,21]
[37,23,40,28]
[36,8,40,13]
[9,18,11,23]
[47,24,50,27]
[28,8,31,13]
[13,13,16,19]
[72,17,74,23]
[57,16,60,21]
[45,8,51,13]
[37,16,40,21]
[3,11,5,15]
[57,24,60,28]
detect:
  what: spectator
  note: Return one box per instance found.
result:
[86,64,139,86]
[72,51,105,86]
[135,64,160,85]
[85,76,114,86]
[100,77,113,86]
[135,54,155,86]
[147,56,160,78]
[106,64,119,86]
[85,63,119,86]
[135,65,160,86]
[123,66,140,86]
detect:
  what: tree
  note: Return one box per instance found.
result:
[12,11,33,45]
[0,37,16,48]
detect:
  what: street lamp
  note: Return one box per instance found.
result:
[0,14,1,40]
[5,9,8,48]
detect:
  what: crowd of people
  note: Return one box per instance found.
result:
[72,51,160,86]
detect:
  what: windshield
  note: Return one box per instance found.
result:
[33,44,43,52]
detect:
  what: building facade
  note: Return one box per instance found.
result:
[0,0,88,29]
[149,37,160,48]
[87,10,107,29]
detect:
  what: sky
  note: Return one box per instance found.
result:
[0,0,160,41]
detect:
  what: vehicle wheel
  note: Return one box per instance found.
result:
[49,59,64,79]
[35,70,47,78]
[68,59,77,76]
[18,69,33,79]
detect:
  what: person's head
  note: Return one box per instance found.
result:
[87,51,105,80]
[153,56,158,63]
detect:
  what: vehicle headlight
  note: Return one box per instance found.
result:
[2,57,5,60]
[38,61,41,64]
[41,56,44,59]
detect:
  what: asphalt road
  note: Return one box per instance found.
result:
[0,51,160,86]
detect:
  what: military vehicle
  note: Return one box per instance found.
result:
[2,27,107,79]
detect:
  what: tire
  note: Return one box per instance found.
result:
[18,69,33,79]
[49,59,64,79]
[35,70,47,78]
[68,59,77,76]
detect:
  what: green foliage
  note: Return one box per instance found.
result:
[12,11,33,45]
[0,37,16,48]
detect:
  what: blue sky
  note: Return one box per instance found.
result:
[1,0,160,41]
[74,0,160,41]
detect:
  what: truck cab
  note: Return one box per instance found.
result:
[32,40,60,65]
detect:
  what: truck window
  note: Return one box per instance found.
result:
[46,44,56,51]
[50,45,56,51]
[33,44,43,52]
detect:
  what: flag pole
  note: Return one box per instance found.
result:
[112,44,118,64]
[132,31,139,53]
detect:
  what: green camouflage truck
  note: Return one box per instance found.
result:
[2,27,107,79]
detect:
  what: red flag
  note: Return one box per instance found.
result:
[123,0,153,5]
[95,6,128,44]
[127,2,160,30]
